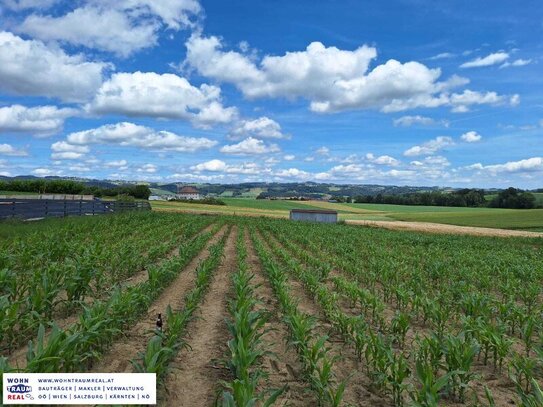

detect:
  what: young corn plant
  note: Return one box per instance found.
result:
[409,359,452,407]
[514,378,543,407]
[389,311,411,348]
[441,333,479,402]
[509,353,538,394]
[385,348,410,406]
[131,334,175,375]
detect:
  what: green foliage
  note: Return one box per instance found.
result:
[221,228,285,406]
[410,360,452,407]
[0,179,151,199]
[489,187,537,209]
[172,197,226,205]
[354,188,487,208]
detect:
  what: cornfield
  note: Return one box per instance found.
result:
[1,212,542,406]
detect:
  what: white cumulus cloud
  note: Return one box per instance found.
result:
[185,35,515,114]
[393,115,440,127]
[66,122,217,152]
[470,157,543,174]
[316,146,330,156]
[185,35,473,114]
[274,168,311,179]
[0,31,108,102]
[88,72,237,127]
[228,117,289,140]
[460,131,482,143]
[220,137,280,155]
[191,159,227,172]
[17,0,201,56]
[137,163,157,173]
[500,59,532,69]
[460,52,509,68]
[404,136,454,157]
[0,104,77,136]
[50,141,90,160]
[0,143,28,156]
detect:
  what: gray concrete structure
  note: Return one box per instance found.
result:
[289,209,338,223]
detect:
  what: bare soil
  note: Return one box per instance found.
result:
[161,227,237,406]
[346,220,543,238]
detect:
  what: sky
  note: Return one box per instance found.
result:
[0,0,542,188]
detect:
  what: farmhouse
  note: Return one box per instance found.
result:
[177,185,201,200]
[289,209,338,223]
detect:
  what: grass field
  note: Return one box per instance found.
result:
[149,187,175,196]
[1,212,542,406]
[389,208,543,231]
[151,198,543,231]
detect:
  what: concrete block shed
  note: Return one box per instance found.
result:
[289,209,338,223]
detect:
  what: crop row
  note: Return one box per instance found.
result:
[0,213,213,352]
[220,226,285,406]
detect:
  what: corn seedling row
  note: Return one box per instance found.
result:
[220,226,285,406]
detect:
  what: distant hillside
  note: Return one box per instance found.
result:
[150,181,443,199]
[3,176,540,200]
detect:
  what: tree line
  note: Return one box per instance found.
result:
[353,188,539,209]
[0,179,151,199]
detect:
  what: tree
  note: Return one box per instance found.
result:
[490,187,536,209]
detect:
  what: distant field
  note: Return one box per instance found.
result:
[149,187,175,196]
[221,198,317,211]
[345,202,492,213]
[151,198,543,231]
[390,209,543,231]
[239,187,264,198]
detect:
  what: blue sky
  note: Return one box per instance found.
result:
[0,0,542,187]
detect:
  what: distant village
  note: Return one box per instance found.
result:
[149,185,202,201]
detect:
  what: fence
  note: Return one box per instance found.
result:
[0,199,150,220]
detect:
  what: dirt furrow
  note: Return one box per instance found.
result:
[161,226,237,406]
[244,229,312,406]
[89,224,227,373]
[346,219,543,238]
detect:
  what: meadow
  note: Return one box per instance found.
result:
[152,198,543,232]
[1,212,542,406]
